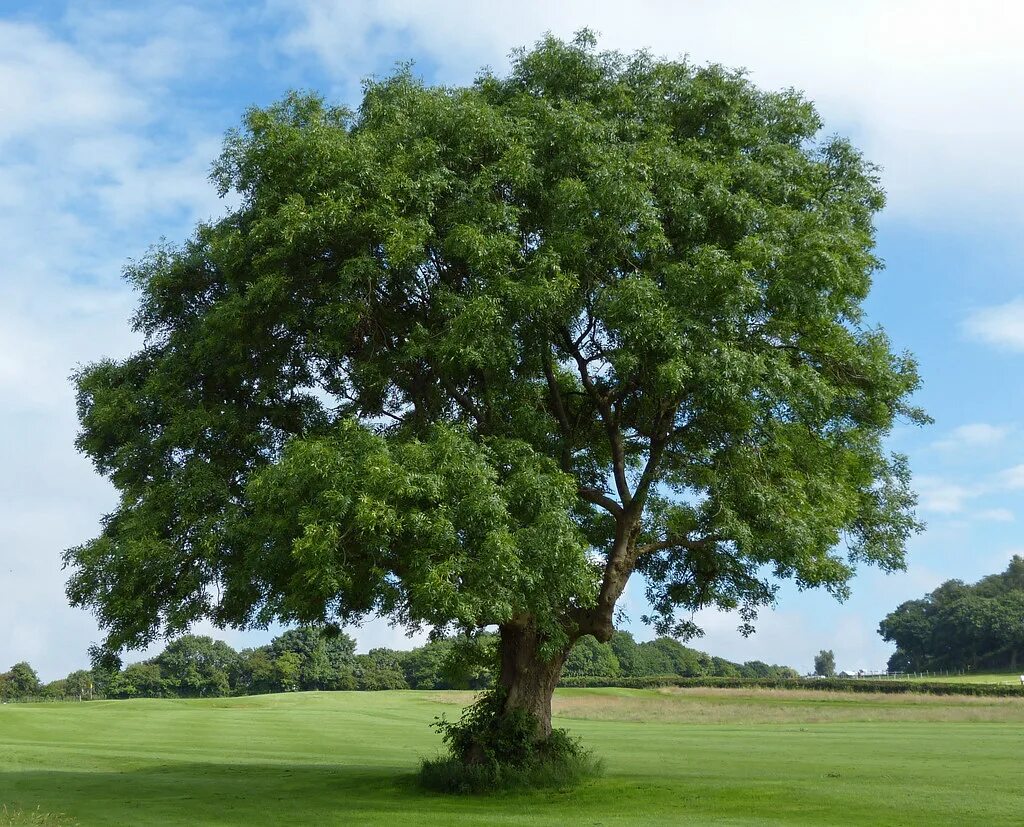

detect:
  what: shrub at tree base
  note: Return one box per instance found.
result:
[421,690,603,794]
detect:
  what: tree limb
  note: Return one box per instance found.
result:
[562,331,631,506]
[579,486,623,518]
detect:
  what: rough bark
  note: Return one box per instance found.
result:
[496,621,572,740]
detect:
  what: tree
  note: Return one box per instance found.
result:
[274,652,302,692]
[66,33,924,765]
[636,637,709,677]
[267,627,357,690]
[608,631,642,677]
[354,649,409,690]
[562,635,619,678]
[4,662,41,698]
[880,556,1024,672]
[814,649,836,677]
[108,662,164,698]
[65,669,95,701]
[155,635,238,697]
[234,647,279,694]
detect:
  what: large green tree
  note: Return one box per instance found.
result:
[67,34,923,753]
[880,556,1024,672]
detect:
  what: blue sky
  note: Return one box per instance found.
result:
[2,1,1022,680]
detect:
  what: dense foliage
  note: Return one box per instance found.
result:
[879,556,1024,673]
[814,649,836,677]
[66,31,923,756]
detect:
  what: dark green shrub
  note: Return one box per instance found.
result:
[421,690,602,793]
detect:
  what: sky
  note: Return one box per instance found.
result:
[2,0,1023,681]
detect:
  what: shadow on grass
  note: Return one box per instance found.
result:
[0,761,592,826]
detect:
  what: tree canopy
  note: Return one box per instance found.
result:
[879,556,1024,672]
[814,649,836,677]
[66,33,923,747]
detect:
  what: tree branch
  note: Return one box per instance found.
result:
[579,486,623,518]
[562,331,631,506]
[542,346,573,472]
[635,534,723,558]
[437,374,486,430]
[632,404,677,509]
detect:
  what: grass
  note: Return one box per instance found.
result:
[902,671,1024,685]
[2,689,1024,824]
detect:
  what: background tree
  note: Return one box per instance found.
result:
[354,649,409,690]
[880,556,1024,672]
[607,631,644,678]
[66,33,924,763]
[106,662,162,698]
[155,635,238,697]
[65,670,94,701]
[813,649,836,677]
[267,627,357,690]
[273,651,302,692]
[234,647,279,695]
[562,635,620,678]
[3,662,42,699]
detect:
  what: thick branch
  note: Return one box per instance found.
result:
[437,374,486,429]
[636,534,723,558]
[579,485,623,518]
[632,404,676,510]
[562,332,631,506]
[542,346,573,472]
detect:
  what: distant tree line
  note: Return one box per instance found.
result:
[879,555,1024,672]
[1,629,796,701]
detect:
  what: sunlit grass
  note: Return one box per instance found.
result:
[3,689,1024,824]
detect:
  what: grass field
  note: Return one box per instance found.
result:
[902,671,1024,685]
[3,688,1024,825]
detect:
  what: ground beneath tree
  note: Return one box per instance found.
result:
[2,689,1023,825]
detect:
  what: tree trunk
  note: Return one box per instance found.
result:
[496,622,571,741]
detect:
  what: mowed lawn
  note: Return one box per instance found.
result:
[903,672,1024,685]
[3,688,1024,825]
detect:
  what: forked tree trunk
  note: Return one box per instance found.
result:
[496,622,572,740]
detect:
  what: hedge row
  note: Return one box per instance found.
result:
[557,675,1024,696]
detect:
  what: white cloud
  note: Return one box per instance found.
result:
[978,508,1015,523]
[933,422,1011,450]
[63,5,240,84]
[964,299,1024,351]
[0,16,233,681]
[999,464,1024,490]
[0,22,139,143]
[276,0,1024,229]
[914,475,979,514]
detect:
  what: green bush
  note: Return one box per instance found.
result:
[421,690,602,793]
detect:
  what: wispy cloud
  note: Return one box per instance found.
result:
[0,11,236,681]
[963,299,1024,352]
[978,508,1015,523]
[915,476,980,514]
[999,464,1024,490]
[933,422,1012,451]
